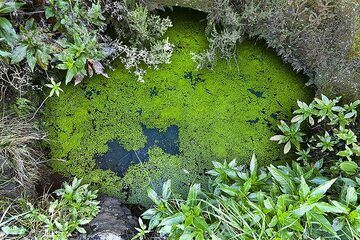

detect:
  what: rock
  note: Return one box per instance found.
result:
[83,196,138,240]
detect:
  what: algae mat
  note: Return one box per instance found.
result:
[45,9,313,205]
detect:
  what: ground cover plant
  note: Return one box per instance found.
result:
[271,95,360,175]
[44,9,313,206]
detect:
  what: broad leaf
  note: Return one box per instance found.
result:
[11,45,27,64]
[309,178,337,197]
[268,165,295,194]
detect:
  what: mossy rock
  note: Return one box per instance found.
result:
[45,9,313,206]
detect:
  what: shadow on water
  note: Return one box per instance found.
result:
[96,125,180,177]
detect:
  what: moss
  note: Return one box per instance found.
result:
[44,9,313,206]
[350,25,360,59]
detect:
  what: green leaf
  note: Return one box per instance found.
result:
[249,153,258,177]
[193,216,209,231]
[280,212,304,232]
[309,178,337,197]
[0,17,16,44]
[315,202,347,214]
[268,165,295,194]
[187,184,200,206]
[307,212,338,237]
[65,67,76,84]
[159,213,185,227]
[1,225,27,235]
[26,51,36,72]
[76,226,86,234]
[292,204,315,217]
[147,188,160,205]
[162,180,172,200]
[11,45,27,64]
[270,135,285,141]
[299,177,309,199]
[45,6,55,19]
[0,50,11,57]
[0,2,23,14]
[346,186,357,205]
[284,141,291,154]
[340,161,358,175]
[330,200,350,214]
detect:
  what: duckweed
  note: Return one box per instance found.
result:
[45,9,313,205]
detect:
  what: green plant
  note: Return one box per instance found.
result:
[0,0,22,51]
[271,95,360,175]
[140,180,216,239]
[105,2,174,82]
[12,97,34,117]
[270,121,305,154]
[138,154,360,239]
[0,177,100,239]
[10,18,52,72]
[45,78,63,97]
[192,0,243,69]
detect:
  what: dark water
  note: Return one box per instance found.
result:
[96,125,180,176]
[247,88,265,98]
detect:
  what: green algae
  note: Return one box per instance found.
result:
[44,9,313,205]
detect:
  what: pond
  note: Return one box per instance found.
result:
[45,8,313,206]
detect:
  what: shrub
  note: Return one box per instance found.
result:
[197,0,359,100]
[104,1,174,82]
[0,177,100,239]
[0,0,174,92]
[192,0,244,69]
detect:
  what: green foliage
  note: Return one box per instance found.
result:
[0,0,22,49]
[0,0,174,91]
[270,121,304,154]
[127,4,172,48]
[45,78,63,97]
[271,95,360,176]
[0,177,100,239]
[192,0,243,69]
[105,2,174,82]
[137,155,360,239]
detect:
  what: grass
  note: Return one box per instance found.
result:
[0,114,45,192]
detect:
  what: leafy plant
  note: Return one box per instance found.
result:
[270,121,305,154]
[105,2,174,82]
[0,0,22,50]
[271,95,360,175]
[138,154,360,239]
[0,177,100,239]
[45,78,63,97]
